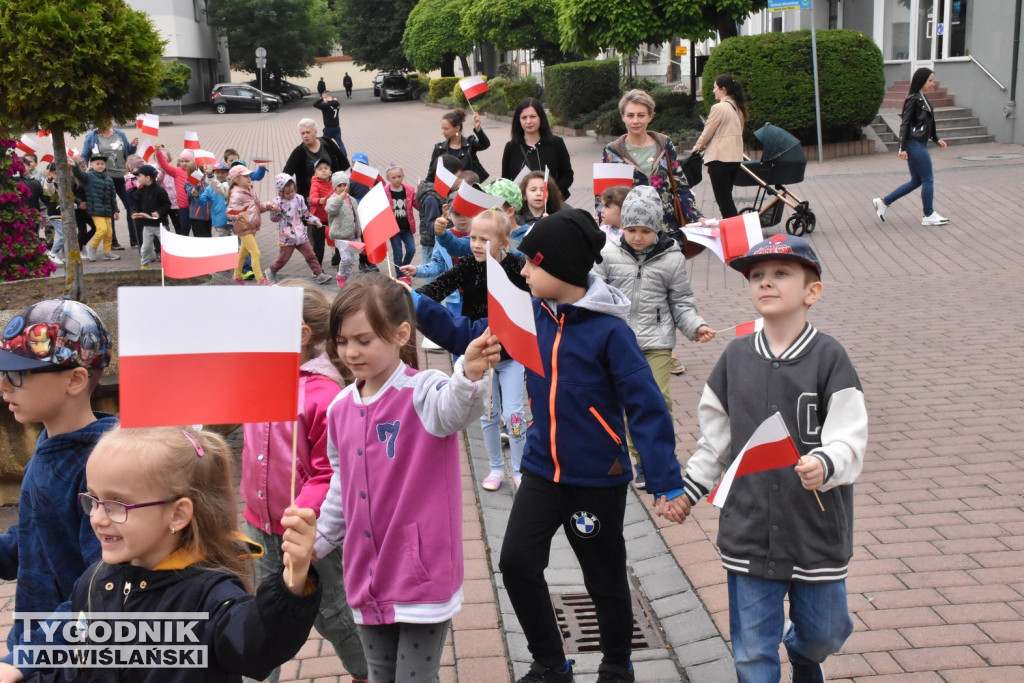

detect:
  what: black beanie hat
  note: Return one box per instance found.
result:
[519,208,605,289]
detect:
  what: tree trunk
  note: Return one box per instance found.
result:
[440,54,455,77]
[51,127,83,301]
[459,54,472,77]
[717,12,740,39]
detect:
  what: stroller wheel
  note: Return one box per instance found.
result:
[786,214,811,236]
[803,211,817,234]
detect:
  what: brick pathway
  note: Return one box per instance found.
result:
[6,94,1024,681]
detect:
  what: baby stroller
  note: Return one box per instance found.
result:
[734,123,816,236]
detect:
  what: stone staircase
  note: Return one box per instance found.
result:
[872,80,994,151]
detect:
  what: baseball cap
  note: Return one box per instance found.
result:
[1,300,111,371]
[729,234,822,276]
[213,161,230,171]
[228,165,252,181]
[351,152,369,165]
[482,178,523,212]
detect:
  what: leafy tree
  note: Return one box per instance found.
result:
[336,0,415,71]
[402,0,473,77]
[207,0,336,83]
[158,60,192,101]
[0,0,164,300]
[462,0,579,65]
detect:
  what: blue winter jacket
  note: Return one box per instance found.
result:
[196,182,228,227]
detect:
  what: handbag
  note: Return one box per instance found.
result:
[680,151,703,187]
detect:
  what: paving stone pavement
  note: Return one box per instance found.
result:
[6,92,1024,681]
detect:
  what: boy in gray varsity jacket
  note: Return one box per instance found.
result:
[681,235,867,683]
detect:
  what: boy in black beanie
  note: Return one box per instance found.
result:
[410,208,691,683]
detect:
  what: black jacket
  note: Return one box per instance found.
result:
[312,98,340,128]
[282,137,349,201]
[424,129,491,183]
[898,92,939,152]
[501,136,575,199]
[131,182,172,229]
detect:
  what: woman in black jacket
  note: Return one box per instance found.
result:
[501,97,574,200]
[873,67,948,226]
[424,109,490,183]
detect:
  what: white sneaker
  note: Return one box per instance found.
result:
[47,251,63,266]
[265,268,276,283]
[921,212,949,226]
[102,251,121,260]
[314,272,332,285]
[83,246,95,261]
[872,198,887,222]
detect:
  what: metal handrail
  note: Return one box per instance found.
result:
[969,55,1006,91]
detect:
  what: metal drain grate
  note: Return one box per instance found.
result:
[551,591,664,653]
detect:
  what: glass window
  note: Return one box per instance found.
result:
[885,0,911,60]
[947,0,968,57]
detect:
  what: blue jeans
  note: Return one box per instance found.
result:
[481,358,527,475]
[420,244,434,265]
[50,218,65,255]
[883,139,934,216]
[323,125,348,159]
[728,572,853,683]
[390,229,416,274]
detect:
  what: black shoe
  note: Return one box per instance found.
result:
[634,464,646,490]
[596,662,634,683]
[331,253,341,267]
[517,660,574,683]
[111,244,125,251]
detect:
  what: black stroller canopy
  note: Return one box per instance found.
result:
[755,124,806,165]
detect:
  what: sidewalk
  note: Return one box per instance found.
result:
[9,95,1024,681]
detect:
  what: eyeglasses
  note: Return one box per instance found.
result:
[78,493,177,524]
[0,365,71,388]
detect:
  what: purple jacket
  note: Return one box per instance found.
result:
[241,354,344,535]
[315,360,485,624]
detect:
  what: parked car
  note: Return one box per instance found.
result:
[246,80,293,102]
[211,84,281,114]
[380,74,414,102]
[372,72,387,98]
[280,81,310,97]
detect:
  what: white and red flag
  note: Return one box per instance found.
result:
[592,163,635,195]
[136,114,145,129]
[452,181,503,218]
[707,412,801,508]
[459,75,489,100]
[40,152,54,164]
[357,183,399,264]
[193,149,217,167]
[140,114,160,137]
[67,148,80,159]
[735,318,764,337]
[434,156,457,198]
[185,169,205,186]
[681,212,763,265]
[136,141,156,163]
[183,131,200,150]
[16,135,38,156]
[158,227,238,278]
[511,165,531,187]
[118,285,302,427]
[487,244,544,377]
[350,161,382,188]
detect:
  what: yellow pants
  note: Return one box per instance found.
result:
[234,233,263,280]
[625,348,673,467]
[89,216,113,253]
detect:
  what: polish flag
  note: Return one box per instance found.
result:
[735,318,764,337]
[159,227,238,279]
[357,183,399,264]
[434,156,457,198]
[593,163,635,195]
[183,131,200,149]
[459,75,489,100]
[193,149,217,166]
[136,114,145,129]
[37,129,50,138]
[252,156,273,165]
[185,169,205,186]
[487,245,544,377]
[136,141,156,163]
[16,135,38,156]
[452,181,503,218]
[140,114,160,137]
[40,152,54,164]
[350,161,381,188]
[542,166,550,207]
[67,148,80,159]
[707,413,801,508]
[719,212,763,263]
[118,286,302,428]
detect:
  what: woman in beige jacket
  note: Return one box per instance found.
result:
[692,74,747,218]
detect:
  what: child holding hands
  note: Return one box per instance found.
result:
[325,171,360,288]
[227,165,276,285]
[266,174,332,284]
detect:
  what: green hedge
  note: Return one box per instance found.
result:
[408,73,430,99]
[702,30,884,142]
[503,80,542,109]
[544,59,620,121]
[428,77,460,103]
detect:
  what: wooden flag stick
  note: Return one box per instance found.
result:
[290,419,299,506]
[385,251,394,280]
[813,490,825,512]
[486,366,494,420]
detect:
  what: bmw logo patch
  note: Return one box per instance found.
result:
[571,511,600,538]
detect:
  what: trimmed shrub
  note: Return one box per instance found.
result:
[702,30,884,143]
[503,79,542,109]
[428,76,460,103]
[408,73,431,99]
[544,59,620,121]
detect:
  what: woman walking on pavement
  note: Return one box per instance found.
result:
[691,74,746,219]
[873,67,949,226]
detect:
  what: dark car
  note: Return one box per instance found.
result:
[246,80,293,102]
[380,74,414,102]
[280,80,310,97]
[211,84,281,114]
[372,72,387,98]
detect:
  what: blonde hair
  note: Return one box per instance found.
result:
[297,118,317,132]
[473,209,512,249]
[618,89,656,116]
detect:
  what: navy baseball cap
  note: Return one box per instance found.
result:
[729,234,822,277]
[0,300,111,371]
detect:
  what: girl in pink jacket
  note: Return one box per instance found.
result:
[240,281,368,683]
[315,273,500,683]
[227,165,276,285]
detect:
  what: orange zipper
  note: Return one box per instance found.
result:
[588,406,623,446]
[544,304,564,482]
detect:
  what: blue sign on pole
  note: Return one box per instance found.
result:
[768,0,811,11]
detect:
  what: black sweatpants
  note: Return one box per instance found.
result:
[498,472,632,670]
[707,160,741,219]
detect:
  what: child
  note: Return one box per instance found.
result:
[307,158,334,230]
[682,235,866,683]
[187,160,213,238]
[240,281,367,683]
[41,163,66,266]
[0,300,116,662]
[419,210,528,490]
[592,186,716,489]
[71,153,120,261]
[314,274,500,683]
[411,209,690,683]
[415,154,463,264]
[599,185,629,243]
[155,147,193,234]
[227,165,276,285]
[266,174,332,285]
[131,164,171,270]
[436,177,520,257]
[0,427,323,682]
[325,171,360,288]
[223,149,268,181]
[517,170,564,226]
[197,162,231,237]
[383,165,419,281]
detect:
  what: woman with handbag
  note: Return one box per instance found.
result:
[691,74,746,218]
[873,67,948,226]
